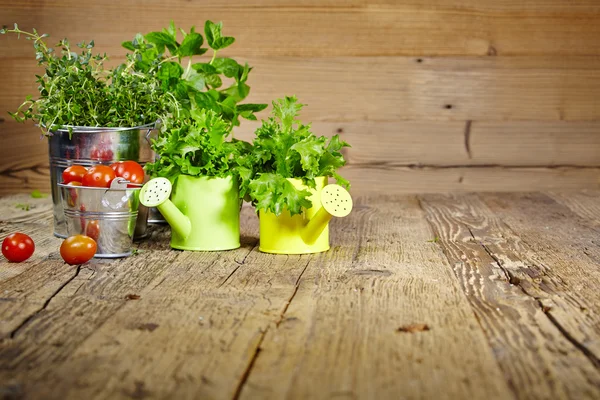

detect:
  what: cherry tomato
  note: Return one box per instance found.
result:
[60,235,97,265]
[110,161,145,184]
[82,165,116,188]
[85,220,100,242]
[2,232,35,262]
[62,165,88,184]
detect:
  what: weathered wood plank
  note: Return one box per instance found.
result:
[0,226,74,337]
[4,56,600,123]
[475,193,600,359]
[237,120,600,167]
[420,193,600,399]
[0,207,288,399]
[240,196,513,399]
[470,121,600,167]
[546,191,600,227]
[2,1,600,57]
[342,165,600,194]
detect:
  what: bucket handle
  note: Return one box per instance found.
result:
[144,127,154,146]
[102,178,132,210]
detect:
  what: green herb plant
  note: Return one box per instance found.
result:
[123,20,266,131]
[241,96,350,216]
[0,24,174,133]
[145,106,251,185]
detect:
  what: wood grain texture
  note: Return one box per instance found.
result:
[240,195,513,399]
[476,193,600,358]
[237,120,600,167]
[0,195,513,400]
[2,1,600,195]
[2,0,600,57]
[420,193,600,399]
[342,165,600,194]
[2,193,600,398]
[547,190,600,227]
[3,56,600,122]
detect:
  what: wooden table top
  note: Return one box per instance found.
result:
[1,192,599,399]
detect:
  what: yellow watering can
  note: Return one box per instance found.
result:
[139,175,240,251]
[259,177,353,254]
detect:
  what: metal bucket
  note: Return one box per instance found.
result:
[48,123,157,238]
[59,183,141,258]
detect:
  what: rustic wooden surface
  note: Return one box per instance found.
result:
[2,0,600,195]
[1,192,600,399]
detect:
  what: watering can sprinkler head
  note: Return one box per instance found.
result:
[302,184,353,244]
[139,178,192,240]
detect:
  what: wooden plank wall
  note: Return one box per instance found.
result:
[1,0,600,195]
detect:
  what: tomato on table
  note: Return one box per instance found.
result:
[60,235,97,265]
[62,165,88,184]
[82,165,116,188]
[110,161,145,184]
[2,232,35,262]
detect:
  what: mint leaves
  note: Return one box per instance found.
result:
[243,96,350,216]
[124,21,265,130]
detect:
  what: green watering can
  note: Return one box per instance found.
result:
[259,177,353,254]
[139,175,240,251]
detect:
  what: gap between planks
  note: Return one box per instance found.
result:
[417,193,600,399]
[232,257,312,400]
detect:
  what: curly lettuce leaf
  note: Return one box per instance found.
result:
[249,173,312,216]
[244,96,350,215]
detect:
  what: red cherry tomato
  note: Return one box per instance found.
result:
[62,165,88,184]
[85,220,100,242]
[82,165,116,188]
[110,161,145,184]
[2,232,35,262]
[60,235,97,265]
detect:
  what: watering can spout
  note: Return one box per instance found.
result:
[139,177,192,240]
[302,184,353,244]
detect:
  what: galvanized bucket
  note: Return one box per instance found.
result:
[48,123,157,238]
[59,183,141,258]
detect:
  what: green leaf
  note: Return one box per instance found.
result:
[204,20,235,51]
[195,91,221,113]
[290,136,326,175]
[212,58,240,78]
[237,103,268,113]
[248,173,312,216]
[157,62,183,85]
[192,62,218,74]
[164,21,177,39]
[272,96,303,132]
[15,203,30,211]
[177,32,205,57]
[183,69,206,91]
[146,31,178,54]
[204,20,221,49]
[121,40,135,51]
[30,189,48,198]
[212,36,235,51]
[205,74,222,89]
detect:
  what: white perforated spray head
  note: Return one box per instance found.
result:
[321,184,353,217]
[139,178,172,207]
